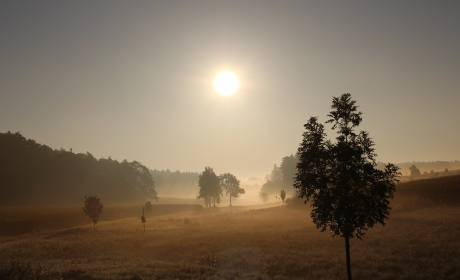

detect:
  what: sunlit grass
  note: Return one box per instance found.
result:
[1,176,460,279]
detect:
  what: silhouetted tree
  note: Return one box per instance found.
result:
[83,195,103,230]
[259,192,268,203]
[294,93,400,280]
[145,201,152,211]
[280,190,286,205]
[445,168,448,173]
[409,165,421,178]
[260,156,298,196]
[141,204,146,233]
[197,167,222,207]
[280,155,298,187]
[220,173,245,207]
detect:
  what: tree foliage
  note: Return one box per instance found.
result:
[280,155,298,187]
[259,192,268,203]
[219,173,245,207]
[409,165,421,177]
[145,201,152,211]
[294,93,400,280]
[0,132,158,205]
[260,155,298,196]
[83,195,103,229]
[197,167,222,207]
[280,189,286,204]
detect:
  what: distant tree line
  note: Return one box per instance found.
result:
[259,154,298,198]
[0,132,158,206]
[149,169,199,197]
[376,160,460,175]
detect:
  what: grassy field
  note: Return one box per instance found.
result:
[0,204,202,236]
[1,176,460,279]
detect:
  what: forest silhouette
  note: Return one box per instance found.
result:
[0,132,157,205]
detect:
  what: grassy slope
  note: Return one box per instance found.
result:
[1,175,459,279]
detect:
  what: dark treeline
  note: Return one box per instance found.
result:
[149,169,199,198]
[259,154,298,197]
[0,132,157,206]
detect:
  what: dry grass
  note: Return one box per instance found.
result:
[1,176,460,279]
[0,204,202,236]
[0,204,459,279]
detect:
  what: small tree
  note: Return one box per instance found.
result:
[259,192,268,204]
[220,173,245,207]
[197,167,222,207]
[445,168,448,174]
[83,195,103,230]
[145,201,152,211]
[294,93,400,280]
[280,189,286,205]
[141,204,146,233]
[409,165,421,178]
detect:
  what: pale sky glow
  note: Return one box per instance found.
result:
[1,1,460,179]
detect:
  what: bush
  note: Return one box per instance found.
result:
[285,192,307,208]
[145,201,152,211]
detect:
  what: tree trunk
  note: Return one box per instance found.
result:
[345,237,352,280]
[229,194,232,207]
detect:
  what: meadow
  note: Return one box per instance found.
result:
[1,175,460,280]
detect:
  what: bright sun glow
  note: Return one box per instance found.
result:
[213,71,239,96]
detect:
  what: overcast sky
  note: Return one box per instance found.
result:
[1,1,459,179]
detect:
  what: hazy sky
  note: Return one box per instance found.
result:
[1,1,459,179]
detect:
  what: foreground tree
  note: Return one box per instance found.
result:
[280,189,286,205]
[220,173,245,207]
[197,167,222,207]
[83,195,103,230]
[294,93,400,280]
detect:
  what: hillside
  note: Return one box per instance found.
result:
[392,174,460,211]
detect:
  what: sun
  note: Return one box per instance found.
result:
[213,71,239,96]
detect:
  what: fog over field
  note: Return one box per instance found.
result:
[1,1,460,279]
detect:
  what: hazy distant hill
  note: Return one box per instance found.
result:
[393,173,460,208]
